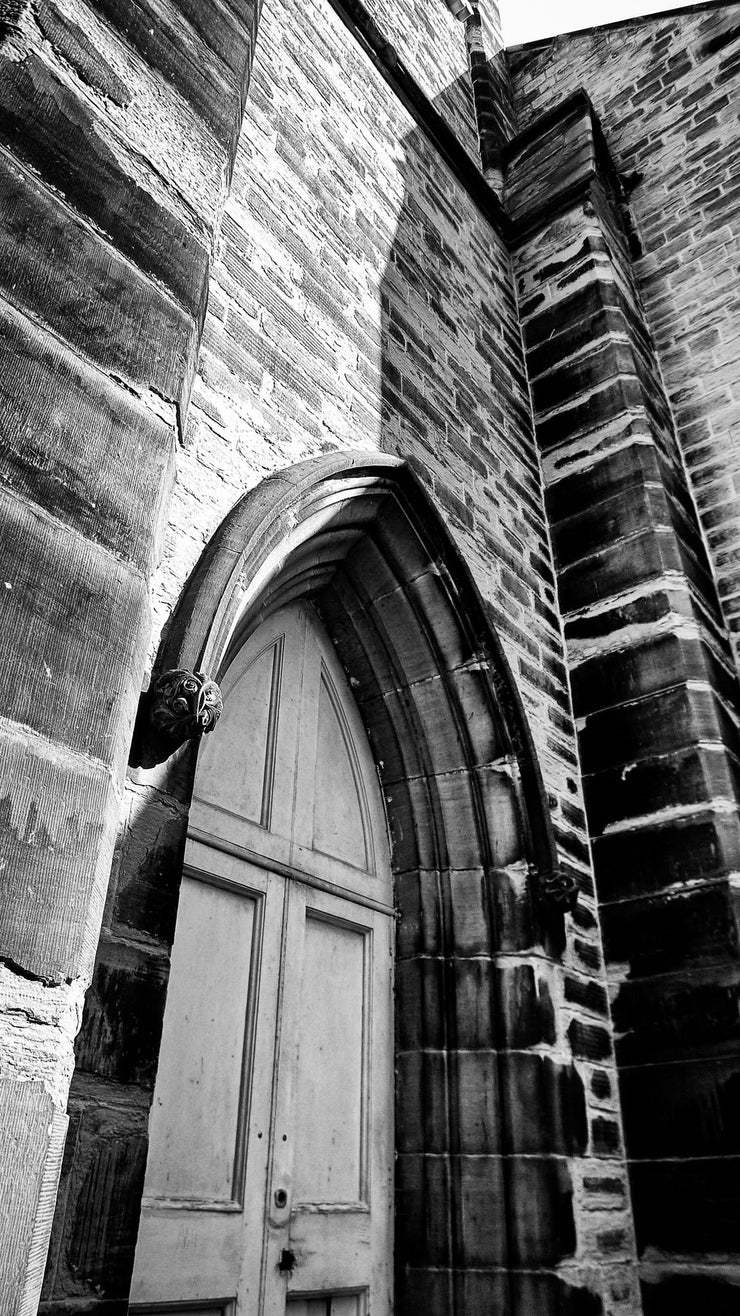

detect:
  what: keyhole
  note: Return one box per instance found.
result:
[274,1187,288,1208]
[278,1247,296,1274]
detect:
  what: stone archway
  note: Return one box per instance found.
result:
[158,450,563,898]
[141,449,579,1312]
[56,450,584,1313]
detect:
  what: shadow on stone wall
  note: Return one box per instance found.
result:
[377,83,614,1316]
[41,75,607,1316]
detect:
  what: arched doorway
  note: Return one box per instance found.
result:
[125,451,577,1315]
[130,602,393,1311]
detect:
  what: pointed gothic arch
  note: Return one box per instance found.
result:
[134,449,579,1313]
[157,451,563,891]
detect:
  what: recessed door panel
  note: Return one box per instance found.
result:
[286,1296,364,1316]
[312,669,369,870]
[293,914,367,1205]
[195,635,283,827]
[144,874,259,1205]
[265,884,392,1312]
[130,856,283,1306]
[134,1306,235,1316]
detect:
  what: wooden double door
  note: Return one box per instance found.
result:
[131,604,394,1315]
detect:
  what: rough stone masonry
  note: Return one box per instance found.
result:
[0,0,738,1314]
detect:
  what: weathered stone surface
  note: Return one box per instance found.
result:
[67,1134,147,1296]
[396,1151,576,1269]
[0,53,209,317]
[0,1081,67,1313]
[41,1087,149,1304]
[641,1274,740,1315]
[572,633,737,720]
[111,794,187,944]
[13,0,638,1307]
[556,529,680,615]
[510,1274,606,1316]
[604,882,740,977]
[509,90,740,1314]
[360,0,480,155]
[499,1053,588,1156]
[511,8,740,677]
[593,811,740,902]
[547,441,662,525]
[504,92,597,231]
[568,1019,614,1063]
[74,943,169,1087]
[0,0,262,1298]
[0,732,119,981]
[495,962,557,1049]
[38,1303,127,1315]
[0,490,148,775]
[613,970,740,1067]
[565,974,609,1017]
[591,1117,623,1156]
[584,745,740,836]
[35,0,132,104]
[0,301,174,574]
[507,1156,577,1266]
[395,1049,451,1155]
[591,1071,612,1101]
[621,1056,740,1159]
[396,1266,510,1316]
[579,686,740,777]
[0,148,198,414]
[631,1157,740,1255]
[397,1267,612,1316]
[87,0,248,145]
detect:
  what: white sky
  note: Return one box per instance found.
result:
[501,0,703,45]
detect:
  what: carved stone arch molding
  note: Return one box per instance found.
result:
[154,450,564,894]
[118,450,583,1313]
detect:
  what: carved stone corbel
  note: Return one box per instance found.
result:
[130,669,223,768]
[531,863,579,912]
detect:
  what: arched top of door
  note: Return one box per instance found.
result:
[152,449,576,934]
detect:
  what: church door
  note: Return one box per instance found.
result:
[130,603,394,1316]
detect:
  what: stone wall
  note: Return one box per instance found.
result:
[159,0,599,1048]
[0,0,260,1305]
[158,0,575,846]
[509,1,740,677]
[40,0,638,1311]
[508,9,740,1312]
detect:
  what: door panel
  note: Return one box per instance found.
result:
[195,633,284,828]
[311,667,370,870]
[131,604,393,1314]
[293,913,367,1205]
[133,1305,235,1316]
[193,615,301,866]
[144,876,259,1206]
[131,852,284,1306]
[286,1293,365,1315]
[270,885,392,1310]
